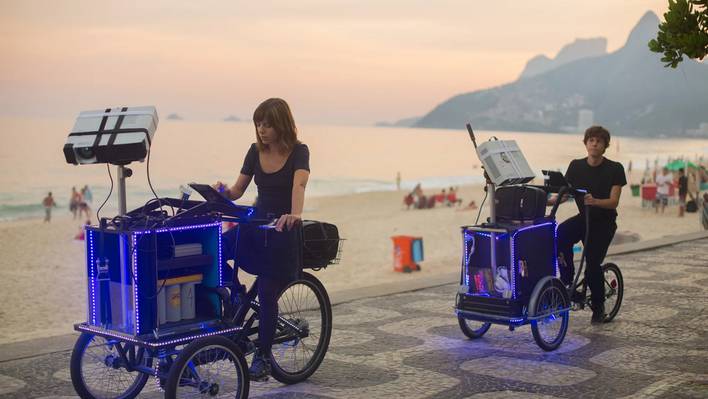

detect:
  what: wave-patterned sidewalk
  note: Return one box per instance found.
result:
[0,238,707,398]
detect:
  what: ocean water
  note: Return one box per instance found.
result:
[1,116,706,221]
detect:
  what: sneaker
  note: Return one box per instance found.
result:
[249,351,271,382]
[591,304,606,324]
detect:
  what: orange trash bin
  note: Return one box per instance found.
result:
[391,236,423,273]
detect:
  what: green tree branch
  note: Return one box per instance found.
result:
[649,0,708,67]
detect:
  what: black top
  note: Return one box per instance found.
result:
[565,157,627,222]
[678,175,688,196]
[240,143,310,218]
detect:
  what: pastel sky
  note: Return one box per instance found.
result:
[0,0,670,125]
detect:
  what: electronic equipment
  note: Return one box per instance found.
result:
[476,140,535,186]
[64,106,158,165]
[542,170,569,192]
[494,185,547,222]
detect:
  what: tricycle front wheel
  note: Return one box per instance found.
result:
[164,335,249,399]
[70,332,151,399]
[531,280,569,351]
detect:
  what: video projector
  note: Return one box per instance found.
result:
[64,106,158,165]
[476,139,535,186]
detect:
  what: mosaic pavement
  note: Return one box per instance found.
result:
[1,239,707,398]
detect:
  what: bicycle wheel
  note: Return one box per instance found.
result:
[531,280,570,351]
[458,315,491,339]
[164,335,249,399]
[269,271,332,384]
[602,263,623,322]
[70,332,150,399]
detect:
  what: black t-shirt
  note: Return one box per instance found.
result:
[678,175,688,196]
[564,157,627,222]
[240,143,310,217]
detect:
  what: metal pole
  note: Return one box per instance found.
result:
[488,182,497,281]
[117,165,128,216]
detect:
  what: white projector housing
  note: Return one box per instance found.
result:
[476,140,535,186]
[64,106,158,165]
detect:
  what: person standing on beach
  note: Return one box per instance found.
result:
[214,98,309,381]
[677,168,688,217]
[396,171,401,191]
[81,185,93,204]
[655,167,672,214]
[42,192,56,222]
[69,187,80,219]
[550,126,626,324]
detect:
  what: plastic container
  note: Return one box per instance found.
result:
[157,286,166,325]
[180,282,196,320]
[165,284,181,322]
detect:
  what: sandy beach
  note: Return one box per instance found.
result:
[0,182,705,345]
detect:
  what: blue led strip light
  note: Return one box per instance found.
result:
[132,222,222,235]
[218,223,223,287]
[77,324,243,349]
[463,230,470,287]
[553,222,560,278]
[510,235,516,299]
[87,230,97,325]
[132,234,140,335]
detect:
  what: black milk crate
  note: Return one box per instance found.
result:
[302,220,343,268]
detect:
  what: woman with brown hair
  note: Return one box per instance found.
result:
[215,98,310,380]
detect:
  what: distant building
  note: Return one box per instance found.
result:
[687,122,708,137]
[577,109,594,131]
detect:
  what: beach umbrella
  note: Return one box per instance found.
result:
[664,159,698,170]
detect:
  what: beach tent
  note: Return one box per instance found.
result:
[664,159,698,171]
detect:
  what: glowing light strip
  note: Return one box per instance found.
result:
[510,236,516,299]
[463,230,470,287]
[76,324,242,348]
[132,222,221,235]
[87,230,97,325]
[512,222,553,238]
[553,222,560,278]
[132,234,140,335]
[218,223,223,287]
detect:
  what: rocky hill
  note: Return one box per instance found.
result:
[414,12,708,137]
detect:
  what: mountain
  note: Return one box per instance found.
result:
[223,115,241,122]
[414,12,708,137]
[166,113,183,121]
[375,116,421,127]
[519,38,607,79]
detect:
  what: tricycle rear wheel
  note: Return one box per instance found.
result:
[458,316,491,339]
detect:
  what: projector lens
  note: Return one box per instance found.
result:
[76,147,95,159]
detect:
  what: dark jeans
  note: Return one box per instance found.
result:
[222,226,294,356]
[557,214,616,309]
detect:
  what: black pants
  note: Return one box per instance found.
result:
[222,227,294,356]
[557,214,616,309]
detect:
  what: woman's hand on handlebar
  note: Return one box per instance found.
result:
[275,213,301,232]
[583,193,597,206]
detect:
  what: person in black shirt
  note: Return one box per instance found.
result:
[215,98,310,380]
[677,168,688,217]
[553,126,626,323]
